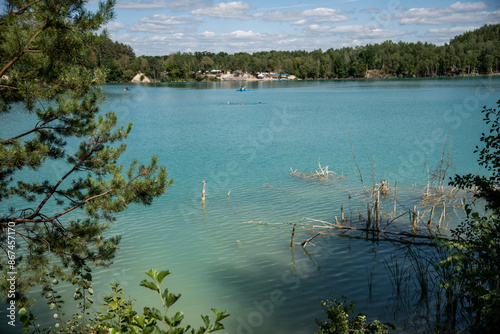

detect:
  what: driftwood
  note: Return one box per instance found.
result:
[290,160,345,181]
[299,232,322,247]
[245,217,450,248]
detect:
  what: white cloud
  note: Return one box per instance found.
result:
[400,10,500,25]
[116,0,169,9]
[255,11,294,22]
[394,1,500,25]
[113,29,295,55]
[361,8,381,14]
[104,22,128,32]
[258,7,348,24]
[304,24,407,40]
[129,14,202,34]
[199,30,278,41]
[139,14,203,25]
[449,1,489,12]
[293,19,308,25]
[191,1,252,19]
[166,0,212,12]
[302,8,341,18]
[130,23,197,33]
[420,26,479,38]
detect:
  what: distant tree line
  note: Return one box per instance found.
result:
[96,24,500,82]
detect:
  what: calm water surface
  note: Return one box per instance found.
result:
[2,77,500,333]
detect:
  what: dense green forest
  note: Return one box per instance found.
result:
[97,24,500,82]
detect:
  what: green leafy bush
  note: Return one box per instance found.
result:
[439,99,500,332]
[19,269,229,333]
[438,210,500,332]
[315,295,394,334]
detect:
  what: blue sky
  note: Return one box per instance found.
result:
[89,0,500,56]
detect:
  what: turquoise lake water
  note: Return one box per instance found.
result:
[2,77,500,333]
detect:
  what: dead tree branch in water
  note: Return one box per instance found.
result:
[290,160,346,181]
[246,217,450,248]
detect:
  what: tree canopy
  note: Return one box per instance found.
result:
[0,0,172,308]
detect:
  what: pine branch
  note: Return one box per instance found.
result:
[1,164,150,226]
[28,136,103,219]
[2,189,113,225]
[0,21,49,78]
[0,84,20,90]
[4,116,60,144]
[0,0,42,26]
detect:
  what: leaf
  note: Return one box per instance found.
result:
[143,327,163,334]
[145,269,158,281]
[201,314,210,327]
[170,311,184,326]
[109,300,118,310]
[157,270,171,285]
[134,315,146,327]
[165,292,181,308]
[140,279,158,293]
[74,291,83,300]
[18,307,28,317]
[144,307,163,321]
[213,308,230,322]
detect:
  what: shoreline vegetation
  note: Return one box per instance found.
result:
[96,24,500,84]
[130,69,500,84]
